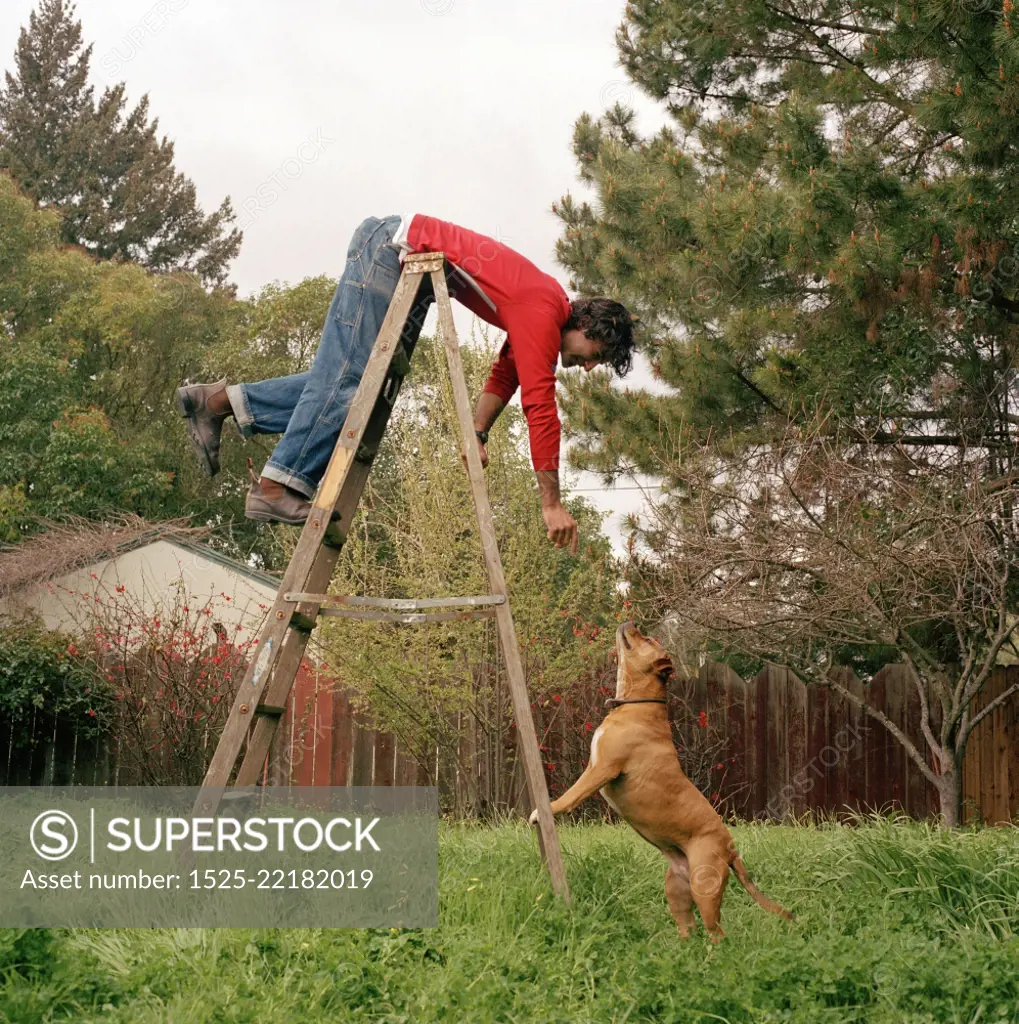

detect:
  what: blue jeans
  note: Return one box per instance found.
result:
[226,215,403,497]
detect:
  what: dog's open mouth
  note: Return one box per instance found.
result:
[617,620,634,650]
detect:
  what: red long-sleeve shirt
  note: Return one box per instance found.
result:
[403,214,571,472]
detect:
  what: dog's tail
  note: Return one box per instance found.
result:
[729,854,795,921]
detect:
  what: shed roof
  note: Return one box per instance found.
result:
[0,516,280,598]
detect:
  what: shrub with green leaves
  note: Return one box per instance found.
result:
[0,616,108,743]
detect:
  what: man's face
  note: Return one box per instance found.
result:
[560,329,604,371]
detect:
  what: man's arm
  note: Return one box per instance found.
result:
[474,391,504,433]
[464,388,578,554]
[467,324,580,555]
[464,341,516,471]
[535,471,579,555]
[461,390,505,471]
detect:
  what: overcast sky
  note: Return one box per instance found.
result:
[1,0,669,553]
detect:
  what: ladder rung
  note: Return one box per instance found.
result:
[316,606,498,625]
[255,704,287,717]
[283,593,506,611]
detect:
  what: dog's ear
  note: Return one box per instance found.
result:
[652,655,674,681]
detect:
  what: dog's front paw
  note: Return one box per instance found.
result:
[528,808,539,826]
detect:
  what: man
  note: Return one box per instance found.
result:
[177,213,636,553]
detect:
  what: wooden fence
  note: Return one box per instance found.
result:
[276,661,1019,824]
[686,662,1018,824]
[5,660,1017,824]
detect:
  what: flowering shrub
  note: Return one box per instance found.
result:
[60,579,258,785]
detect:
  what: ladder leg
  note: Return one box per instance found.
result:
[430,267,571,903]
[236,287,434,785]
[234,461,372,785]
[194,270,432,814]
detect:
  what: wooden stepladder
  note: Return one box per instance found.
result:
[193,252,570,901]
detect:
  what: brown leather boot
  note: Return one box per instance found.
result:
[177,378,227,476]
[243,465,337,525]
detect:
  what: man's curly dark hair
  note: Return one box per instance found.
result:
[565,297,637,376]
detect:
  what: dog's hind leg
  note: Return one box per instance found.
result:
[686,844,730,944]
[663,852,697,938]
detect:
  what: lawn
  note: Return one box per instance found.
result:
[1,815,1018,1023]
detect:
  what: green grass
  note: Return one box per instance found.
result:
[2,814,1018,1023]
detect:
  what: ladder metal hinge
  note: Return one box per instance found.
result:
[318,606,498,625]
[282,592,507,626]
[283,593,506,611]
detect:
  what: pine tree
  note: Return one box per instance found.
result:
[555,0,1019,478]
[0,0,240,286]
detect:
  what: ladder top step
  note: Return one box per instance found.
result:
[399,251,498,315]
[283,592,506,611]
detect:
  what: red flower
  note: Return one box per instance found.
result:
[697,710,708,729]
[584,721,593,733]
[552,695,562,703]
[87,709,95,718]
[710,792,719,803]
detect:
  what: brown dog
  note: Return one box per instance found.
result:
[531,621,794,941]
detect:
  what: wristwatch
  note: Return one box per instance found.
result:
[475,429,489,445]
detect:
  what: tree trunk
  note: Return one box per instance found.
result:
[936,762,962,827]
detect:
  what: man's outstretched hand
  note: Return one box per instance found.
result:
[542,502,579,555]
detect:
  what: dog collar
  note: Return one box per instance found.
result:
[604,697,668,709]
